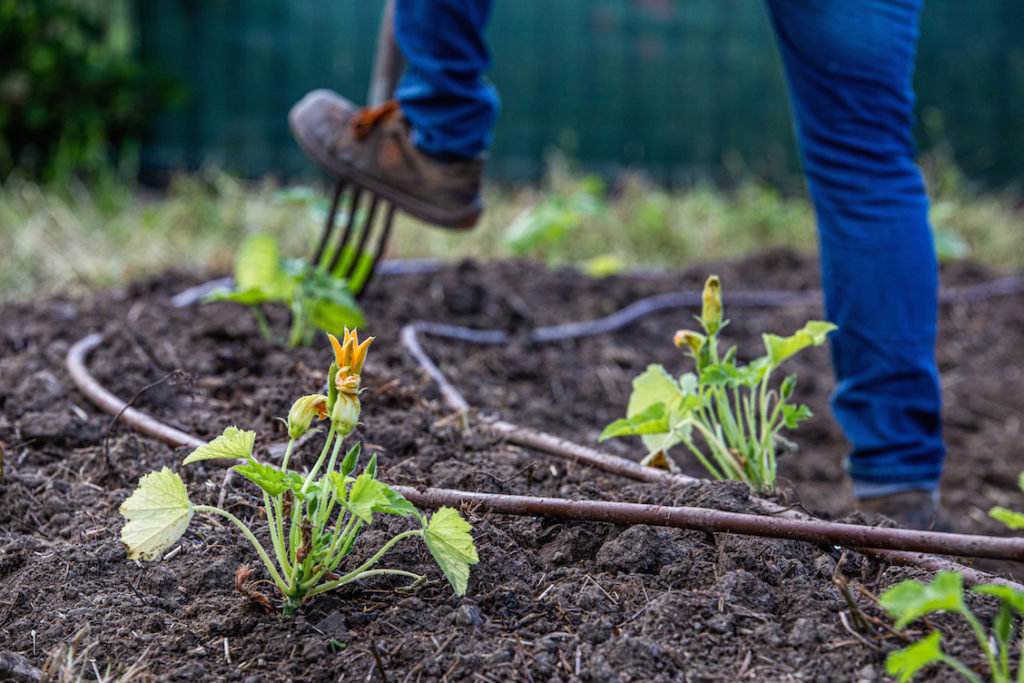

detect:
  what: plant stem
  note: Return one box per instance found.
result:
[194,505,287,592]
[308,529,422,597]
[263,491,290,576]
[249,304,274,341]
[280,437,296,471]
[962,608,1001,681]
[940,654,984,683]
[302,422,337,495]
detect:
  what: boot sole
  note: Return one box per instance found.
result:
[289,107,481,230]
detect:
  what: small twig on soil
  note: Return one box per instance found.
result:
[368,639,389,683]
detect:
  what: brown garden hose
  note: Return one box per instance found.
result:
[67,333,1024,590]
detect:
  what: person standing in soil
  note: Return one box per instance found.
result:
[289,0,947,529]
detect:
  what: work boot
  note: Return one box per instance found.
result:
[857,489,952,532]
[289,89,484,229]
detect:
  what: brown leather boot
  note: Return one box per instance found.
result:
[857,489,952,532]
[289,89,484,229]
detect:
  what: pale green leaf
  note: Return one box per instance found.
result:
[235,235,293,299]
[203,286,271,306]
[423,507,479,596]
[989,506,1024,530]
[374,485,419,518]
[626,365,684,417]
[885,631,945,683]
[347,472,391,524]
[879,572,966,630]
[233,460,301,497]
[762,320,837,369]
[182,426,255,465]
[119,467,194,561]
[972,584,1024,614]
[600,403,670,441]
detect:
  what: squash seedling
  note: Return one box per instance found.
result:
[119,329,478,615]
[204,234,365,347]
[881,473,1024,682]
[601,275,835,492]
[880,572,1024,683]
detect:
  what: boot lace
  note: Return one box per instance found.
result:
[351,100,399,140]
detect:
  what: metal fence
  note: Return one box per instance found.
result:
[136,0,1024,187]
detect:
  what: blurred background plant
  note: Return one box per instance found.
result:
[0,0,182,184]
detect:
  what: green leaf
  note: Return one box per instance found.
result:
[232,460,302,497]
[600,403,670,441]
[972,584,1024,614]
[885,631,945,683]
[626,365,684,417]
[235,234,293,299]
[879,572,966,630]
[339,443,361,478]
[374,485,419,518]
[119,467,194,561]
[346,471,391,523]
[989,506,1024,530]
[203,286,271,306]
[182,426,255,465]
[762,320,837,370]
[423,507,479,596]
[699,363,740,388]
[781,404,812,429]
[302,268,366,331]
[780,374,797,401]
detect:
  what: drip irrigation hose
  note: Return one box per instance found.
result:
[66,334,1024,590]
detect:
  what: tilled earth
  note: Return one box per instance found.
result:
[1,250,1023,682]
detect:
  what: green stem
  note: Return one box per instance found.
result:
[689,420,749,485]
[307,529,422,598]
[280,438,296,471]
[249,304,274,341]
[962,609,1001,681]
[194,505,287,592]
[287,298,306,348]
[676,432,723,480]
[940,654,984,683]
[302,422,337,495]
[263,491,290,576]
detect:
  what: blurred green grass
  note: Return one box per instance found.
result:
[1,152,1020,302]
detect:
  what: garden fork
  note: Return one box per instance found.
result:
[307,0,404,299]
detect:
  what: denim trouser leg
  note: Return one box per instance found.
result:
[765,0,944,495]
[393,0,499,159]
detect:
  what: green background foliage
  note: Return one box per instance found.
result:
[0,0,181,181]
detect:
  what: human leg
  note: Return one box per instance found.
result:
[394,0,499,159]
[289,0,496,228]
[763,0,944,502]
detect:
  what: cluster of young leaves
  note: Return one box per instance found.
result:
[600,275,835,492]
[882,474,1024,682]
[881,572,1024,683]
[205,234,364,347]
[120,331,478,616]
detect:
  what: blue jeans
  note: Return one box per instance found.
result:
[395,0,944,496]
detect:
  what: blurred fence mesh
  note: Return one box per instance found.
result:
[135,0,1024,186]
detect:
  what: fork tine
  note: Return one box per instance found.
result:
[326,186,363,274]
[342,193,381,281]
[312,180,346,268]
[351,202,397,300]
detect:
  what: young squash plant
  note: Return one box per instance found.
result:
[880,473,1024,682]
[119,329,478,615]
[601,275,835,492]
[204,234,365,347]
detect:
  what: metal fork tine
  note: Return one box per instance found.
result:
[343,193,381,281]
[326,186,363,274]
[312,180,346,268]
[352,202,397,300]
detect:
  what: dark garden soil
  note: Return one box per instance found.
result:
[2,250,1023,682]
